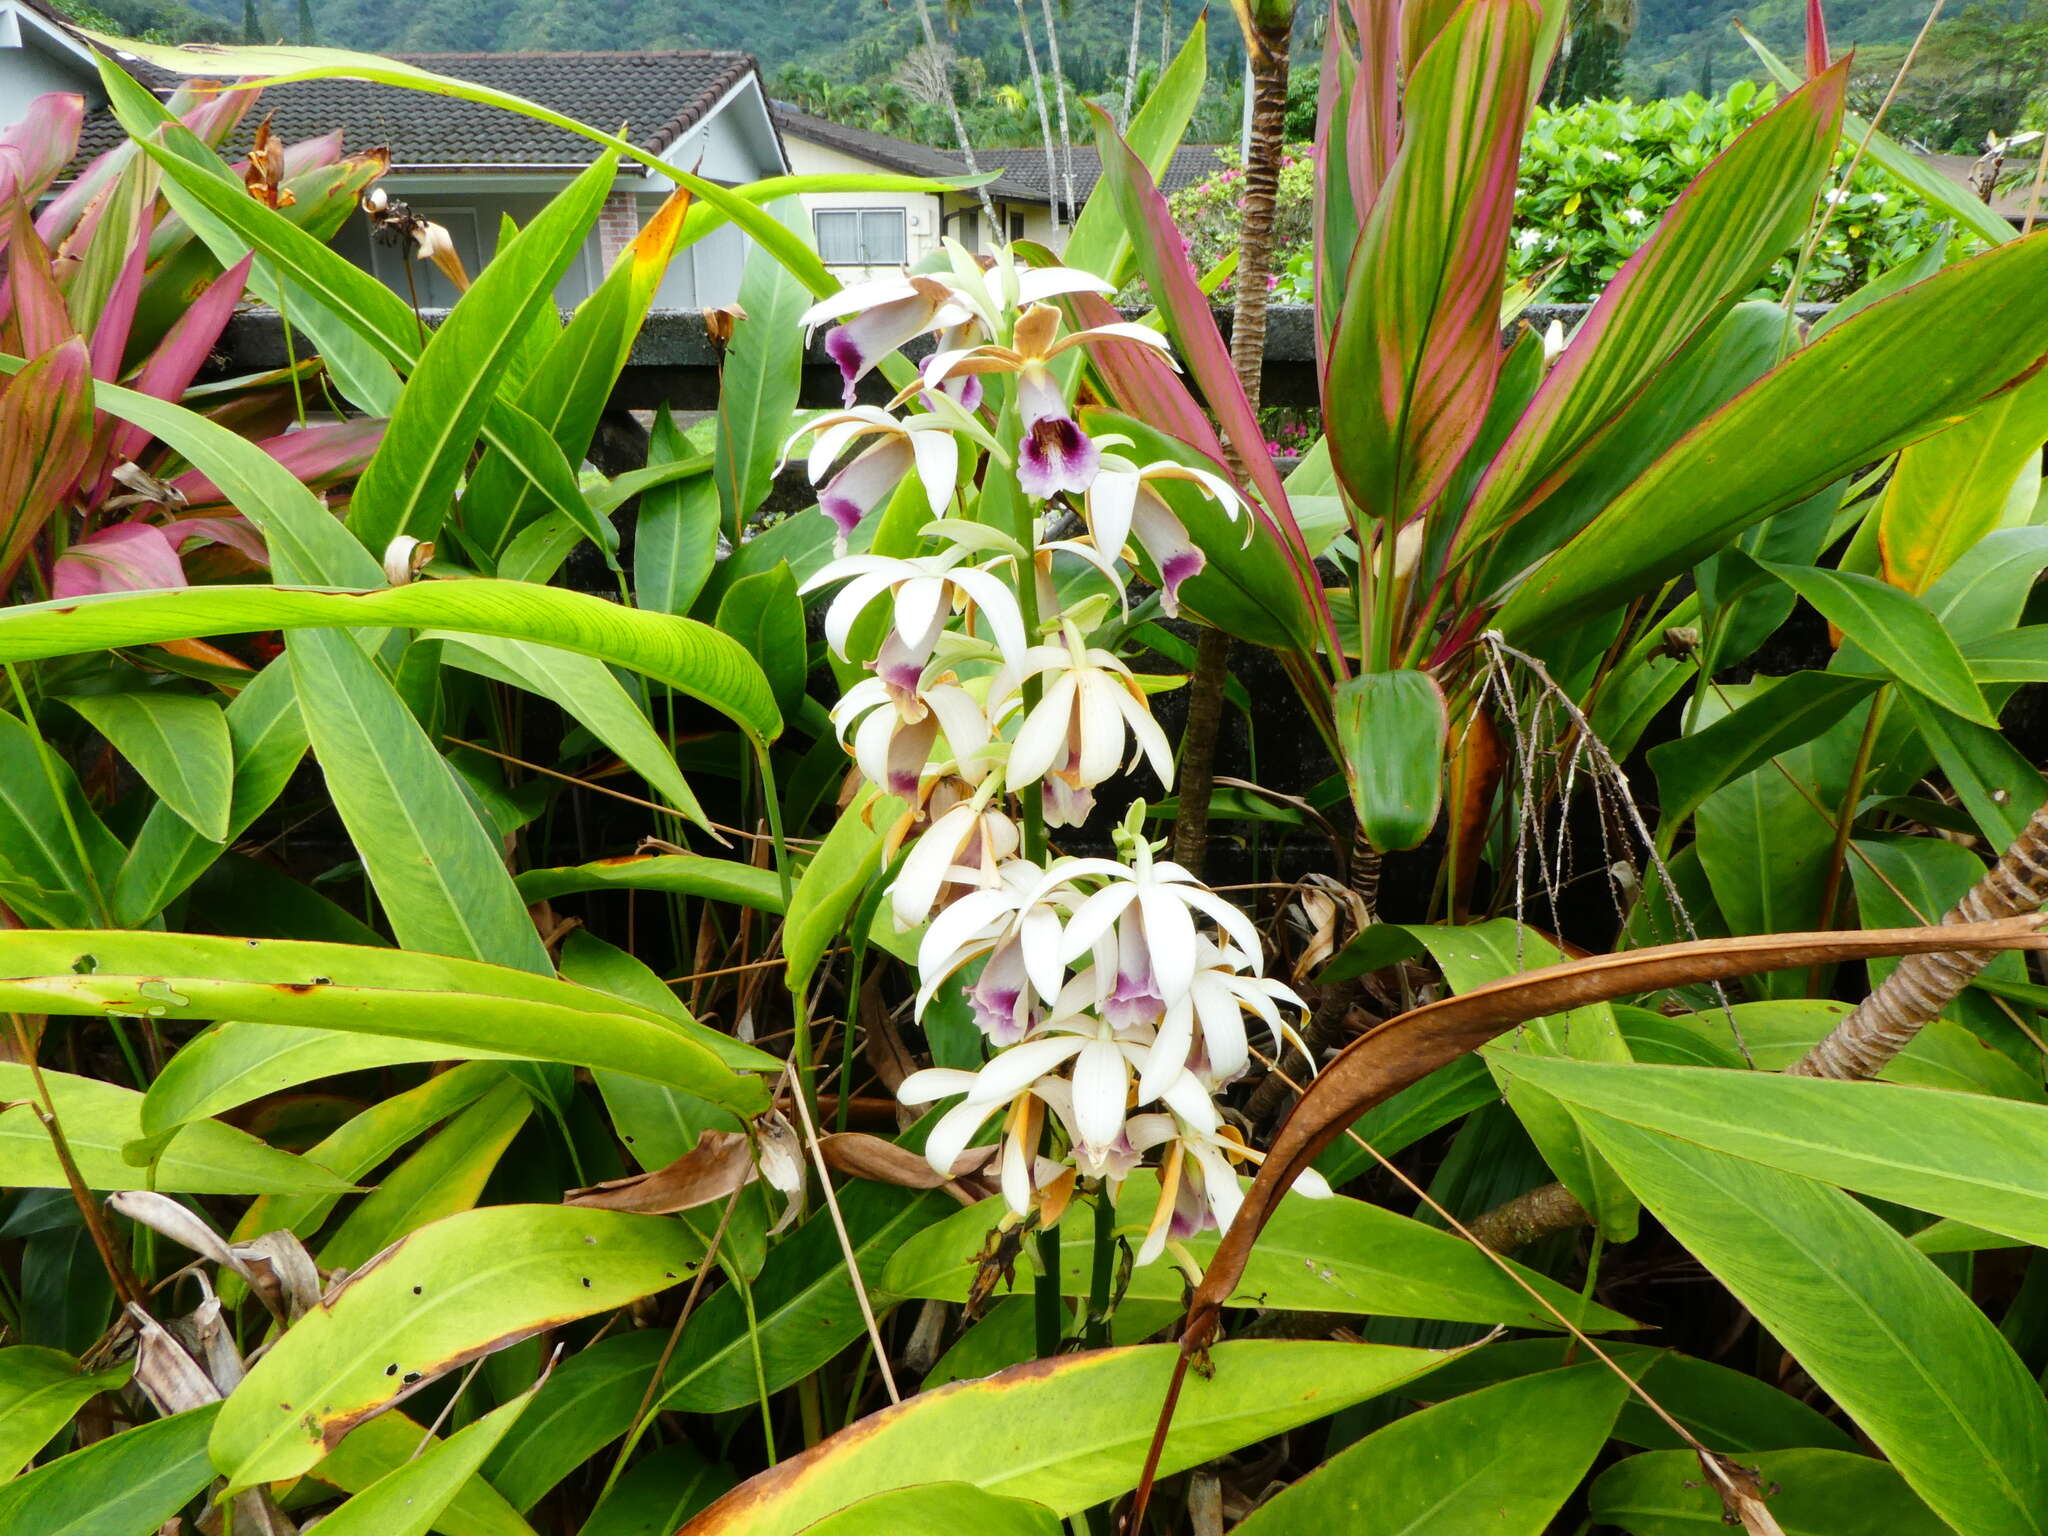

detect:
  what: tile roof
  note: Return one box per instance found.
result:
[73,49,762,172]
[963,142,1228,205]
[772,104,1046,201]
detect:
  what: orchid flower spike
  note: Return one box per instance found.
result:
[993,624,1176,823]
[1082,454,1248,617]
[1128,1080,1332,1267]
[919,303,1174,500]
[781,403,988,550]
[800,275,972,404]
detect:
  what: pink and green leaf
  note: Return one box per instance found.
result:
[1323,0,1537,531]
[1455,62,1846,549]
[166,418,386,509]
[108,255,253,469]
[6,206,79,358]
[1087,102,1338,662]
[0,340,95,585]
[52,521,188,598]
[0,93,85,203]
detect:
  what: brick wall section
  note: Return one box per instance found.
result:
[596,192,641,267]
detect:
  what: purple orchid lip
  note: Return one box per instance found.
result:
[1019,415,1100,499]
[825,327,865,405]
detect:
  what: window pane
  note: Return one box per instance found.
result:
[859,210,907,265]
[815,211,860,265]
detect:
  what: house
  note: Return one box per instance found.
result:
[772,104,1049,280]
[12,0,788,309]
[773,104,1228,276]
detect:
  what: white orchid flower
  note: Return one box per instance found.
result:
[1142,937,1310,1100]
[919,303,1174,499]
[913,860,1081,1039]
[1056,834,1265,1015]
[884,788,1020,929]
[781,403,990,550]
[992,624,1175,821]
[1126,1080,1331,1266]
[1082,454,1247,616]
[831,674,992,799]
[802,546,1032,695]
[801,274,973,404]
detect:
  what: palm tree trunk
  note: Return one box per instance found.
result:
[1792,799,2048,1080]
[1121,0,1145,127]
[1160,0,1172,73]
[912,0,1002,244]
[1015,0,1065,229]
[1170,7,1291,876]
[1039,0,1079,237]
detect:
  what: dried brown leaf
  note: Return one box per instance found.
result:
[566,1130,755,1215]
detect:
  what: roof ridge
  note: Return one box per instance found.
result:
[390,48,756,61]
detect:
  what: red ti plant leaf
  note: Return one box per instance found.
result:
[0,93,85,207]
[1323,0,1537,536]
[4,206,79,360]
[1065,290,1232,471]
[1806,0,1832,75]
[1086,101,1342,666]
[1453,64,1846,550]
[104,256,253,474]
[51,521,188,598]
[0,340,94,587]
[165,418,386,509]
[1313,0,1400,364]
[38,80,257,249]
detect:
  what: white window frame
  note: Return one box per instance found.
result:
[814,207,909,267]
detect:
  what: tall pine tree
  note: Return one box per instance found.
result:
[242,0,263,43]
[297,0,315,42]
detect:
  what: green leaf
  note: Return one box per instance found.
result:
[0,1062,350,1195]
[0,580,780,746]
[1962,625,2048,683]
[1496,1057,2048,1250]
[577,1442,733,1536]
[683,1340,1459,1533]
[349,155,618,554]
[714,564,807,724]
[1877,368,2048,595]
[1333,670,1447,852]
[478,1330,663,1512]
[1575,1108,2048,1533]
[208,1205,703,1490]
[787,1485,1061,1536]
[1591,1447,1949,1535]
[1901,692,2047,848]
[0,707,123,929]
[434,633,709,832]
[636,410,721,617]
[228,1062,507,1254]
[1498,233,2048,639]
[288,627,553,974]
[1760,560,1992,724]
[0,930,773,1113]
[143,1020,510,1136]
[317,1077,533,1273]
[882,1175,1634,1331]
[0,1404,218,1536]
[304,1391,532,1536]
[515,853,785,911]
[0,1346,132,1478]
[658,1184,944,1415]
[1408,1338,1853,1453]
[113,659,307,924]
[58,689,232,842]
[783,784,902,995]
[308,1408,539,1536]
[1647,672,1879,832]
[714,198,808,536]
[1231,1364,1627,1535]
